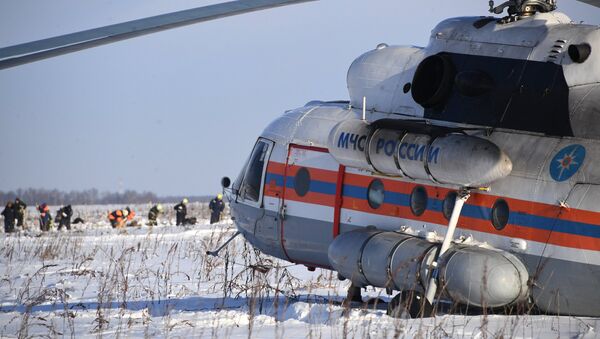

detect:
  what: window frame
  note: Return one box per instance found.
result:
[442,191,458,221]
[491,198,510,230]
[367,178,385,209]
[238,138,274,208]
[410,185,428,216]
[293,167,311,197]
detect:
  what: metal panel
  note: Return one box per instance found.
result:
[280,144,339,267]
[346,45,424,116]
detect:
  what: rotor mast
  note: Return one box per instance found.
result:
[489,0,557,17]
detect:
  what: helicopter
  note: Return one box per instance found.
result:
[2,0,600,318]
[220,0,600,317]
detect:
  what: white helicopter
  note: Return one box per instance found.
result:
[2,0,599,318]
[220,0,600,317]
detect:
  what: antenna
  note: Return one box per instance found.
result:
[362,96,367,121]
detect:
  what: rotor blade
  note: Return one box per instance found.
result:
[576,0,600,8]
[0,0,316,70]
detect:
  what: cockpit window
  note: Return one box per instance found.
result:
[240,140,270,202]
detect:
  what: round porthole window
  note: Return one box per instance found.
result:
[367,179,385,209]
[442,191,457,220]
[491,199,509,230]
[410,186,428,216]
[294,167,311,197]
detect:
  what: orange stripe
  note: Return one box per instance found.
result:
[547,231,600,251]
[558,207,600,226]
[285,164,338,183]
[265,178,283,197]
[283,190,335,207]
[274,186,600,250]
[267,161,286,175]
[266,161,600,249]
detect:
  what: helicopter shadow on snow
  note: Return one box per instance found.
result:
[0,294,384,323]
[2,292,525,321]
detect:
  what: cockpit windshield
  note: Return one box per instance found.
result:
[239,139,271,202]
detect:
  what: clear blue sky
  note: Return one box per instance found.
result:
[0,0,598,196]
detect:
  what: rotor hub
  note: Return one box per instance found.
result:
[489,0,557,18]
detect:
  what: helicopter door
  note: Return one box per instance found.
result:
[280,144,344,267]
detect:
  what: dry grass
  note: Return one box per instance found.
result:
[0,205,594,338]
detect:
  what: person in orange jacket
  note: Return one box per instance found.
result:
[108,207,135,228]
[38,203,52,231]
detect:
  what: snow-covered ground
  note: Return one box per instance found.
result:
[1,205,599,338]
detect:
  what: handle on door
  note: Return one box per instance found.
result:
[279,204,287,221]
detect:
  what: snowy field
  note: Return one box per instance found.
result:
[1,204,599,338]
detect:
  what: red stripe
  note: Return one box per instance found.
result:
[333,165,345,238]
[266,161,286,176]
[279,146,294,262]
[268,155,600,251]
[341,196,448,224]
[270,186,600,251]
[558,206,600,226]
[289,144,329,152]
[271,162,597,225]
[547,231,600,251]
[283,190,335,207]
[285,164,338,183]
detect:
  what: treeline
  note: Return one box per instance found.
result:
[0,188,212,206]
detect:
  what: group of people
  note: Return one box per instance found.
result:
[31,203,75,231]
[1,198,27,233]
[1,198,74,233]
[2,194,227,233]
[109,194,226,228]
[37,203,76,231]
[108,200,184,228]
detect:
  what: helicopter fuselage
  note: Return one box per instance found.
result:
[229,12,600,316]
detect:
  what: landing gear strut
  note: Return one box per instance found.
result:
[206,231,240,257]
[387,290,434,318]
[344,284,363,305]
[425,188,471,304]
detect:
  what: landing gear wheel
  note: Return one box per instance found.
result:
[387,291,434,318]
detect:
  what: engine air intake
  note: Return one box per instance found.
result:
[411,54,455,108]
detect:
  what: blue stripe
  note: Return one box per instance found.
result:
[342,183,600,240]
[267,172,337,195]
[285,178,336,195]
[265,173,285,187]
[460,203,600,238]
[553,219,600,238]
[342,184,366,200]
[268,174,600,240]
[384,191,411,207]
